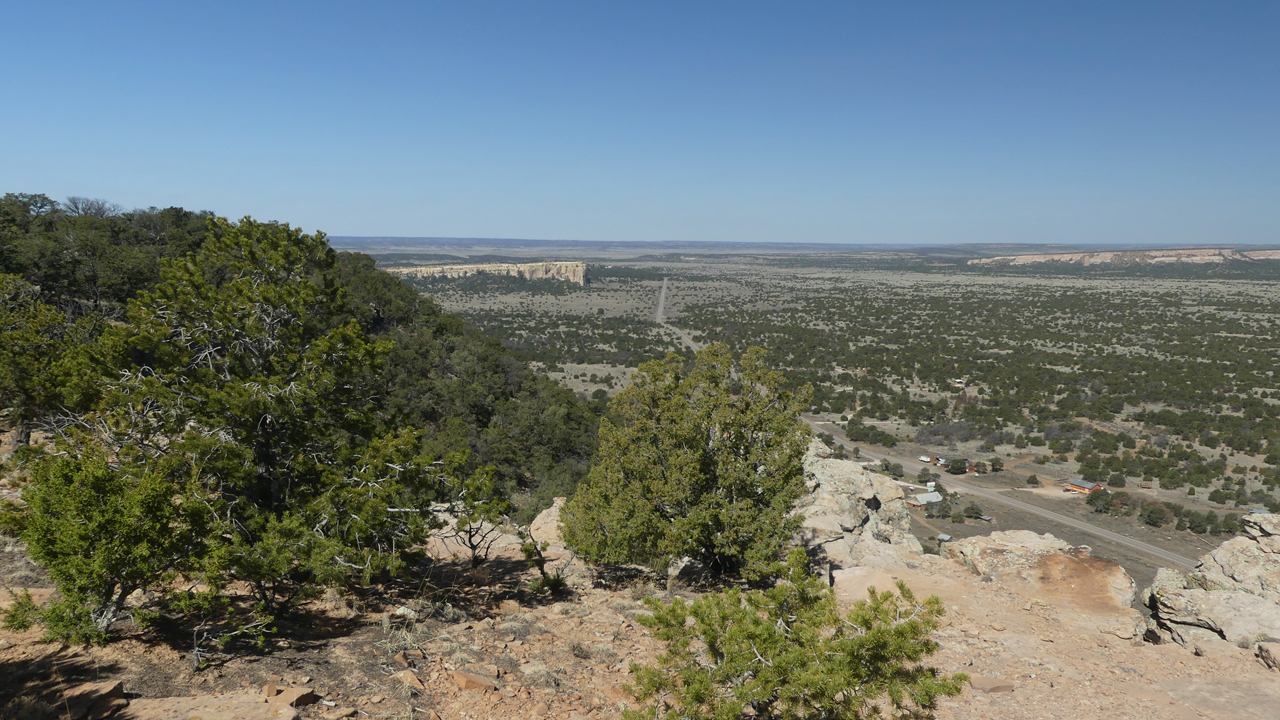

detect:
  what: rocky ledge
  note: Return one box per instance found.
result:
[1144,513,1280,657]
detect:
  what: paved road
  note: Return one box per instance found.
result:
[653,283,1195,570]
[801,417,1198,570]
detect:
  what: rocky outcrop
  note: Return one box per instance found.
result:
[945,531,1138,612]
[530,496,566,547]
[794,440,921,568]
[1197,513,1280,601]
[1144,514,1280,653]
[385,261,587,285]
[943,530,1071,577]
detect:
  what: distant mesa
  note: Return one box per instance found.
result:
[969,248,1280,267]
[383,261,587,285]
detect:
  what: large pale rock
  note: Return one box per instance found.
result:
[943,530,1071,577]
[1196,519,1280,602]
[795,440,921,567]
[1150,588,1280,646]
[119,693,297,719]
[1144,514,1280,649]
[530,497,566,547]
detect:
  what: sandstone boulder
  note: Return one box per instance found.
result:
[795,440,921,567]
[1195,517,1280,602]
[943,530,1071,577]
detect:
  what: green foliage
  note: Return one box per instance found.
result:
[7,451,213,643]
[877,459,905,478]
[2,198,600,651]
[0,274,94,428]
[624,549,966,720]
[1,193,211,304]
[563,343,811,580]
[0,590,39,632]
[1139,504,1169,527]
[845,418,898,448]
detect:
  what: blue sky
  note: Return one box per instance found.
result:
[2,2,1276,245]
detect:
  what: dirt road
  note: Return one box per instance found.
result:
[656,278,701,350]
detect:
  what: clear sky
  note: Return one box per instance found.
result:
[2,2,1277,245]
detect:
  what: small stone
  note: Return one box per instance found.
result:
[271,687,318,707]
[262,683,279,698]
[1257,642,1280,671]
[369,695,384,704]
[452,669,497,692]
[324,708,357,720]
[390,669,425,691]
[404,648,425,659]
[394,651,411,667]
[528,701,550,717]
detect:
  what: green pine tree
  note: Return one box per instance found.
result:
[625,549,967,720]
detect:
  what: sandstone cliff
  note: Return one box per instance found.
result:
[384,261,587,285]
[967,248,1268,267]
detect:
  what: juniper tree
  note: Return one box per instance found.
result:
[20,218,464,630]
[562,343,810,581]
[4,451,213,644]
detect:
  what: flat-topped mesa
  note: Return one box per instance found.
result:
[384,261,587,285]
[967,248,1273,267]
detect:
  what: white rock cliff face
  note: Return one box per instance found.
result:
[384,261,587,285]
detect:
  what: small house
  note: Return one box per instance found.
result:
[906,491,944,508]
[936,534,953,543]
[1066,480,1102,494]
